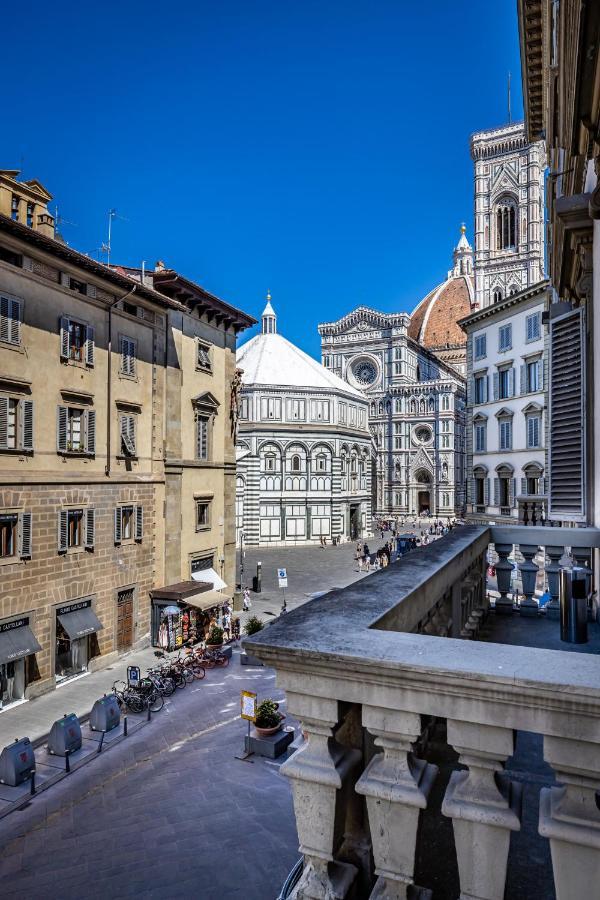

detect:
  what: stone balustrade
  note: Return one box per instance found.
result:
[245,525,600,900]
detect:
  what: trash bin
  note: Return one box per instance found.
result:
[0,737,35,786]
[48,714,82,756]
[89,695,121,733]
[560,567,588,644]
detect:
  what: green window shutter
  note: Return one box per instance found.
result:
[60,316,70,360]
[58,510,68,553]
[18,512,32,559]
[86,409,96,455]
[57,406,68,451]
[85,326,95,367]
[84,508,95,550]
[135,505,143,541]
[20,400,33,451]
[114,507,122,544]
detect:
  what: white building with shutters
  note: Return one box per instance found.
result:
[461,281,549,523]
[236,298,373,546]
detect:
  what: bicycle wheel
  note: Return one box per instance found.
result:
[161,676,176,696]
[125,692,144,714]
[174,669,187,689]
[201,654,216,669]
[216,653,229,668]
[148,689,164,712]
[182,667,194,684]
[192,663,205,680]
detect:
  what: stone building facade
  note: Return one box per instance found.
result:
[319,232,470,518]
[236,300,373,547]
[0,171,253,704]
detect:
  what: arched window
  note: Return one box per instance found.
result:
[291,454,301,472]
[493,288,503,304]
[495,198,518,251]
[264,453,276,472]
[508,284,518,296]
[316,453,327,472]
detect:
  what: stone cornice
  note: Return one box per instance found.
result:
[459,280,549,329]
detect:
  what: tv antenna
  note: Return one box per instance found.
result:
[101,208,128,268]
[54,205,77,242]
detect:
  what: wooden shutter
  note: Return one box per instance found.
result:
[537,358,544,390]
[120,415,136,456]
[0,396,9,449]
[520,364,527,394]
[114,507,122,544]
[86,409,96,454]
[135,505,143,541]
[60,317,70,359]
[60,272,70,288]
[484,478,490,505]
[84,508,95,549]
[58,510,68,552]
[57,406,68,451]
[87,284,97,300]
[20,400,33,451]
[540,476,546,495]
[493,372,499,400]
[18,512,32,559]
[509,478,516,507]
[467,377,473,405]
[508,368,515,397]
[0,297,21,345]
[549,308,585,520]
[494,478,500,506]
[484,376,489,402]
[85,326,95,367]
[521,477,527,495]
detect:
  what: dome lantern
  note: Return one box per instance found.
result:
[261,291,277,334]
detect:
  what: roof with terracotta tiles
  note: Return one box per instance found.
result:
[408,274,473,349]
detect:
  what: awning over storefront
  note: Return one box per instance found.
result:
[58,606,104,640]
[0,621,42,664]
[191,567,227,591]
[150,581,229,611]
[184,589,229,611]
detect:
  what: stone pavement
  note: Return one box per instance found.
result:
[0,649,299,900]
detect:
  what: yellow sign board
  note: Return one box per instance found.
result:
[241,690,257,721]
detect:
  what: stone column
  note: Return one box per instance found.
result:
[519,544,540,617]
[544,545,563,620]
[442,720,521,900]
[355,706,438,899]
[539,735,600,899]
[494,543,514,615]
[281,694,361,899]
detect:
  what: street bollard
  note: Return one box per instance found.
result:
[123,715,128,737]
[97,732,105,754]
[147,705,152,723]
[65,750,71,774]
[30,771,36,796]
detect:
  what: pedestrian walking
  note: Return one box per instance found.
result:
[358,556,364,574]
[364,552,370,572]
[243,587,251,611]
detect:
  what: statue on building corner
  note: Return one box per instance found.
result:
[230,367,243,442]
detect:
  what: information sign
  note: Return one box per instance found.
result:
[241,690,257,721]
[278,568,288,588]
[127,665,141,686]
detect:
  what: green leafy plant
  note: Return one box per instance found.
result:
[244,615,264,636]
[206,625,223,645]
[255,698,282,729]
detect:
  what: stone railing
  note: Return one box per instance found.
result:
[245,525,600,900]
[517,494,548,526]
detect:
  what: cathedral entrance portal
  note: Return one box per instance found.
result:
[418,491,431,515]
[350,503,361,540]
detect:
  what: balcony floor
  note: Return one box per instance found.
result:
[483,608,600,653]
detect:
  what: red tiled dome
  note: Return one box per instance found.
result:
[408,275,473,349]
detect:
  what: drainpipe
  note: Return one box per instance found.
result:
[106,286,137,476]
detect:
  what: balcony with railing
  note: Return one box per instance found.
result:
[245,525,600,900]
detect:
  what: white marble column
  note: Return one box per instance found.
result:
[539,735,600,899]
[356,706,438,899]
[442,720,521,900]
[281,694,361,899]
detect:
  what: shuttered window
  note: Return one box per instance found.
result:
[474,334,486,359]
[526,414,541,449]
[114,505,143,543]
[474,422,487,452]
[196,415,209,460]
[60,317,94,367]
[498,324,512,351]
[525,312,541,342]
[0,512,30,559]
[549,308,585,521]
[57,407,95,454]
[120,414,137,456]
[499,419,512,450]
[0,295,21,345]
[120,337,136,377]
[58,509,92,552]
[0,397,33,451]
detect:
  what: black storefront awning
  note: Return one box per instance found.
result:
[58,605,104,640]
[0,621,42,665]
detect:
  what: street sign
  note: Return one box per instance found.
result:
[127,665,141,686]
[241,690,257,721]
[278,567,288,588]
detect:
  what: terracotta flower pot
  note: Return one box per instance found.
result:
[205,643,223,651]
[255,713,285,737]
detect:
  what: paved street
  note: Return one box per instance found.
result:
[0,651,299,900]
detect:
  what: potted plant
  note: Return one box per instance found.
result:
[244,616,264,636]
[205,625,223,650]
[254,698,285,737]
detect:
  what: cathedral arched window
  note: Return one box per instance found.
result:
[495,197,518,251]
[291,454,301,472]
[508,284,518,296]
[493,288,503,304]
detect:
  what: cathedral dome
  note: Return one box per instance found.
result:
[407,226,474,350]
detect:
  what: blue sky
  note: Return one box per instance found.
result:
[6,1,522,357]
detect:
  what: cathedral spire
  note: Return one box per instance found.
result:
[261,291,277,334]
[450,224,473,278]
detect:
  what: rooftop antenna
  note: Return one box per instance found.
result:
[54,205,78,239]
[101,208,128,268]
[507,71,512,125]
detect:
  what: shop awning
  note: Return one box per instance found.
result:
[58,606,104,640]
[184,589,229,611]
[191,567,227,591]
[0,623,42,665]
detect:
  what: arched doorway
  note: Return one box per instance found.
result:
[416,470,431,515]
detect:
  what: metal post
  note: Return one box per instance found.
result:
[97,732,105,754]
[147,705,152,722]
[30,771,36,795]
[123,715,128,737]
[65,750,71,774]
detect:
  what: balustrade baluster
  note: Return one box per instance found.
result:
[442,721,521,900]
[281,694,361,899]
[493,543,514,615]
[519,544,540,617]
[356,706,438,900]
[539,735,600,899]
[544,545,563,620]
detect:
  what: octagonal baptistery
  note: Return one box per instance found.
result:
[235,297,374,547]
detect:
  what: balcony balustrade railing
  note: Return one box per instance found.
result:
[245,525,600,900]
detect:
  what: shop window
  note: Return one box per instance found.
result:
[57,406,95,454]
[55,599,101,683]
[58,508,95,553]
[196,339,212,372]
[120,336,137,377]
[60,317,94,366]
[196,500,211,531]
[0,294,22,345]
[0,396,33,451]
[114,504,143,544]
[0,512,32,560]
